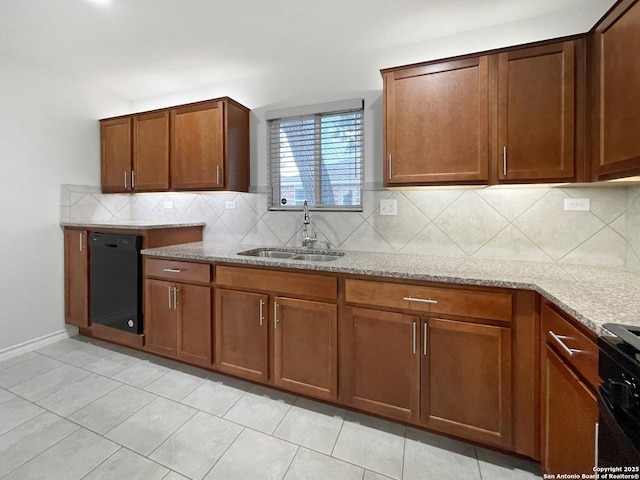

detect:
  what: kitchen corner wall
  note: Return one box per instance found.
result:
[62,184,640,271]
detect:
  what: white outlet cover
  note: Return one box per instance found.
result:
[380,198,397,216]
[563,198,590,212]
[225,200,237,209]
[163,200,173,209]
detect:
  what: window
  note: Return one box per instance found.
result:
[267,99,364,211]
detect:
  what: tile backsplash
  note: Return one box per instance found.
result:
[61,184,640,270]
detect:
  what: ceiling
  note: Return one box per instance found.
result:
[0,0,616,102]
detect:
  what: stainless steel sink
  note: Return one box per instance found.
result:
[238,248,344,262]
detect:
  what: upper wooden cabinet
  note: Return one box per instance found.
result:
[383,57,490,185]
[134,110,170,191]
[99,97,250,193]
[591,0,640,180]
[382,38,586,185]
[100,117,132,193]
[172,101,224,190]
[497,42,579,183]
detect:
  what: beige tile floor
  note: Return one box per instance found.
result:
[0,336,541,479]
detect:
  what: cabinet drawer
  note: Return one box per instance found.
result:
[216,265,337,301]
[345,279,512,322]
[145,258,211,284]
[541,301,599,390]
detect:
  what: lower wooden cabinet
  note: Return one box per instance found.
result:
[214,265,339,401]
[273,297,337,400]
[145,279,212,368]
[343,307,420,422]
[64,228,89,328]
[343,307,514,448]
[541,346,597,474]
[540,302,598,475]
[215,289,269,383]
[422,318,512,446]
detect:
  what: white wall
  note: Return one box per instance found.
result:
[0,54,129,352]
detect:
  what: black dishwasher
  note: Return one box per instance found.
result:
[90,232,143,334]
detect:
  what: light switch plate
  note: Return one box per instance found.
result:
[564,198,590,212]
[380,198,397,216]
[163,200,173,209]
[225,200,237,209]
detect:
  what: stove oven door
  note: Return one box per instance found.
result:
[598,390,640,468]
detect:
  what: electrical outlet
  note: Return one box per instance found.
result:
[380,198,397,216]
[564,198,590,212]
[225,200,236,209]
[163,200,173,209]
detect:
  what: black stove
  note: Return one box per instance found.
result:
[598,323,640,468]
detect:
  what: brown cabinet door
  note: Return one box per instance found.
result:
[100,117,132,193]
[64,229,89,327]
[273,297,337,400]
[592,0,640,180]
[215,289,268,383]
[384,57,489,185]
[171,100,225,190]
[144,279,177,357]
[497,42,575,182]
[343,307,420,422]
[176,283,212,368]
[421,318,512,447]
[541,345,597,475]
[133,110,170,191]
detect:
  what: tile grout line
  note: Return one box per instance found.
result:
[0,411,81,479]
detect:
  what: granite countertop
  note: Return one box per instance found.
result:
[142,241,640,337]
[61,221,205,230]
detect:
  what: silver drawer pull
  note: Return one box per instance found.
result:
[403,296,438,305]
[548,330,581,357]
[163,268,182,273]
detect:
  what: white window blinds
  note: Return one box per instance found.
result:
[267,100,364,211]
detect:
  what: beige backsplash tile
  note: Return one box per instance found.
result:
[61,184,640,270]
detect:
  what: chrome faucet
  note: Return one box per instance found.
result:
[301,200,317,248]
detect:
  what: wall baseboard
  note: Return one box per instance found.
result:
[0,327,76,362]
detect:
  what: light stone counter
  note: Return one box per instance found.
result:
[142,242,640,336]
[61,221,205,230]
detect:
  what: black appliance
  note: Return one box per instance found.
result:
[598,323,640,468]
[90,232,143,334]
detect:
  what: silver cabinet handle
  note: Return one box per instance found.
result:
[131,170,135,189]
[168,286,172,309]
[173,287,179,309]
[163,268,182,273]
[387,153,392,180]
[124,171,128,189]
[548,330,581,356]
[423,321,428,356]
[594,422,599,470]
[403,296,438,305]
[503,146,507,176]
[216,165,221,185]
[412,321,417,355]
[274,302,279,328]
[79,232,84,252]
[259,299,265,327]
